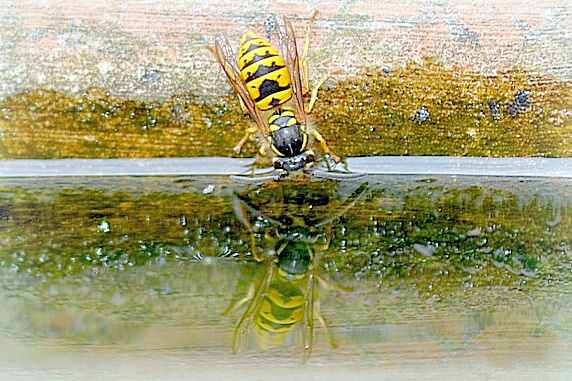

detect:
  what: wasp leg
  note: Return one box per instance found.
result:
[316,275,353,293]
[309,128,341,163]
[230,172,281,185]
[309,169,368,181]
[233,261,275,353]
[234,125,260,154]
[238,96,249,114]
[221,281,256,316]
[257,135,274,157]
[313,294,338,350]
[300,10,319,94]
[299,11,340,114]
[313,275,352,349]
[307,69,341,114]
[232,195,262,260]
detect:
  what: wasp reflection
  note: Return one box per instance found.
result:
[223,181,368,361]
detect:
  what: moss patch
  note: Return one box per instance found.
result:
[1,59,571,159]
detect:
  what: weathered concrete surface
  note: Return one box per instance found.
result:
[1,0,571,100]
[2,157,572,177]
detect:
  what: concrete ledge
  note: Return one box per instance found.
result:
[2,157,571,178]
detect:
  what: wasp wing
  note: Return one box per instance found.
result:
[274,14,307,126]
[212,36,269,136]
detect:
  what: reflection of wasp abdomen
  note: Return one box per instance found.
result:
[222,238,319,356]
[253,240,314,349]
[255,279,305,348]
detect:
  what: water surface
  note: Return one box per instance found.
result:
[1,174,571,380]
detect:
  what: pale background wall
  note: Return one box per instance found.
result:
[1,0,570,100]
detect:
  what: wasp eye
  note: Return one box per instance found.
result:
[274,161,283,169]
[305,154,315,163]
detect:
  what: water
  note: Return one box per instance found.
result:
[1,172,571,380]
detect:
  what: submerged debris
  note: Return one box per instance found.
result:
[203,184,216,194]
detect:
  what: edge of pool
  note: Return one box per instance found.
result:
[0,157,571,178]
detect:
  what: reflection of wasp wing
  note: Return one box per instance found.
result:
[232,192,285,260]
[213,36,269,136]
[309,169,368,181]
[315,182,369,227]
[232,260,275,353]
[274,14,307,126]
[234,193,285,228]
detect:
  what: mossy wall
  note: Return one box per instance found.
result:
[1,1,571,159]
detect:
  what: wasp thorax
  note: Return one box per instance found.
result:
[276,240,313,278]
[269,109,308,157]
[238,31,292,111]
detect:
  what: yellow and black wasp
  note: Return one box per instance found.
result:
[222,182,368,360]
[209,12,366,183]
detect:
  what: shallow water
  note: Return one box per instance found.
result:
[1,174,571,380]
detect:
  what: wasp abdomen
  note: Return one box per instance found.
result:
[238,31,292,111]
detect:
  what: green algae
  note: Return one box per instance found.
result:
[1,176,570,292]
[1,60,570,159]
[318,60,572,158]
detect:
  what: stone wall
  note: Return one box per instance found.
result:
[2,0,570,100]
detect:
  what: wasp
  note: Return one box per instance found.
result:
[222,182,368,360]
[209,12,366,183]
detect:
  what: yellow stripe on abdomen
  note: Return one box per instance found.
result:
[238,31,292,110]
